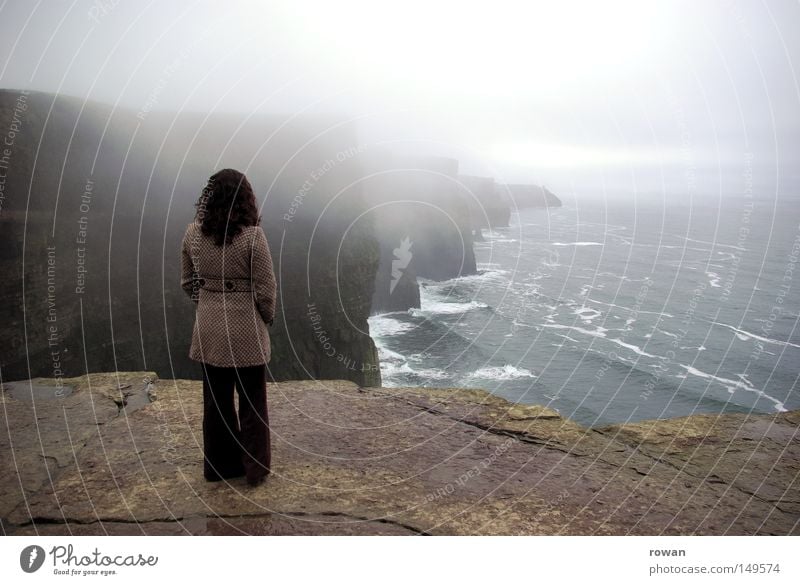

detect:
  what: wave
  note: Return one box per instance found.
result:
[542,323,609,338]
[574,306,602,323]
[482,230,519,243]
[542,323,661,359]
[368,315,417,337]
[576,343,674,382]
[380,361,450,383]
[376,344,406,362]
[374,338,450,385]
[584,297,674,318]
[551,241,604,247]
[381,361,449,387]
[409,299,490,317]
[679,364,787,411]
[465,364,536,381]
[607,337,660,359]
[705,271,721,288]
[655,327,680,339]
[418,268,510,288]
[705,320,800,349]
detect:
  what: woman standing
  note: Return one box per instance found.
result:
[180,168,277,487]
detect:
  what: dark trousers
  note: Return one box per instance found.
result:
[200,362,271,483]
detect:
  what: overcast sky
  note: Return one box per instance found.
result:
[1,0,798,196]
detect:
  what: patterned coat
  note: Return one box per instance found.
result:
[180,221,277,367]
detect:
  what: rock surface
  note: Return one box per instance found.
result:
[2,372,798,535]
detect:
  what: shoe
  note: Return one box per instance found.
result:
[246,470,270,487]
[205,467,246,482]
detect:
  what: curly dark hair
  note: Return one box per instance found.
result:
[194,168,261,246]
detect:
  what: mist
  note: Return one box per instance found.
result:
[2,0,798,197]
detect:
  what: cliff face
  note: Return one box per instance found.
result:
[0,90,380,387]
[458,174,510,232]
[266,217,381,387]
[2,371,798,535]
[456,178,563,239]
[365,153,476,315]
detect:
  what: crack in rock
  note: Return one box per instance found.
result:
[12,510,430,535]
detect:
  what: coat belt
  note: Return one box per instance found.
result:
[195,276,253,292]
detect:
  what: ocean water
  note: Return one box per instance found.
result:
[367,196,800,426]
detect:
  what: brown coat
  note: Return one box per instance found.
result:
[180,221,277,367]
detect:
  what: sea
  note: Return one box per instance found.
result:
[367,195,800,427]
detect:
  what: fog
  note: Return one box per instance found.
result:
[1,0,799,196]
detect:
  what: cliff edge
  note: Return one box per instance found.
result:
[2,372,798,535]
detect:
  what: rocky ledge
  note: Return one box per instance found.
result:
[1,372,798,535]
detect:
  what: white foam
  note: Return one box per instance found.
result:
[710,321,800,349]
[584,298,674,318]
[543,323,660,358]
[419,269,509,288]
[368,315,416,337]
[606,338,659,359]
[705,271,721,288]
[679,345,707,352]
[409,299,489,317]
[656,328,680,339]
[467,364,536,380]
[551,332,583,345]
[552,242,604,247]
[483,231,517,243]
[377,345,406,362]
[574,307,602,323]
[380,359,448,382]
[542,323,609,339]
[380,361,415,378]
[679,364,787,411]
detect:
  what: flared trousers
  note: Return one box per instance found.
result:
[200,362,271,484]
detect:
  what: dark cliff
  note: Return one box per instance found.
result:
[0,90,381,387]
[365,153,476,315]
[458,174,510,234]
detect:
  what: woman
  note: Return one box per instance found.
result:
[180,168,277,487]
